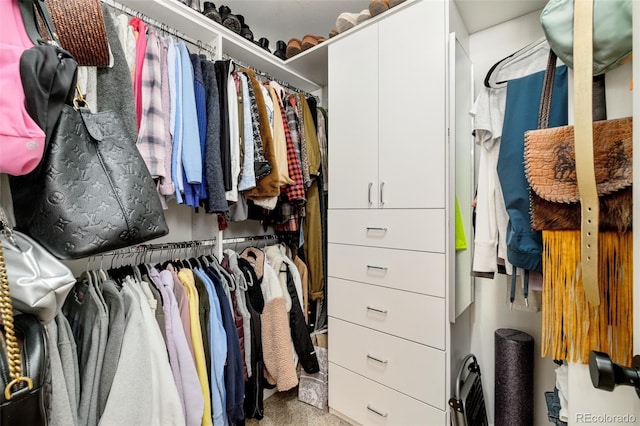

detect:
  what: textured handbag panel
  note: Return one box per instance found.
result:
[524,117,632,203]
[14,105,168,259]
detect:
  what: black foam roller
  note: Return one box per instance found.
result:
[494,328,534,426]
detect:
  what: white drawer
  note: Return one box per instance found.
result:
[328,244,445,297]
[328,209,446,253]
[328,318,446,409]
[328,278,445,348]
[329,363,446,426]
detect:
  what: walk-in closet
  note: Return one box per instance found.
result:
[0,0,638,425]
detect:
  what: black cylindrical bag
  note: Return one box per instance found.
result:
[494,328,534,426]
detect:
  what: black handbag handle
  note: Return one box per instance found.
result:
[18,0,60,46]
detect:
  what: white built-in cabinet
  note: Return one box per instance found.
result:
[327,0,455,424]
[328,1,446,210]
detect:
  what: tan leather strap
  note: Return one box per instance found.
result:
[573,0,600,305]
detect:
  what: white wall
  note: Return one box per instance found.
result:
[468,8,640,426]
[468,11,557,426]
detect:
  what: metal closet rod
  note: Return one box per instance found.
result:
[222,52,318,100]
[101,0,217,57]
[98,234,279,256]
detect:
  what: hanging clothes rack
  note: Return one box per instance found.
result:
[96,238,218,257]
[222,234,280,245]
[96,234,279,257]
[222,52,319,100]
[101,0,217,57]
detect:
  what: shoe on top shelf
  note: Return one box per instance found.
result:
[236,14,254,41]
[219,5,241,34]
[203,2,222,24]
[286,38,301,58]
[257,37,271,53]
[274,40,287,60]
[369,0,389,16]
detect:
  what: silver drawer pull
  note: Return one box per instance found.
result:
[366,353,388,364]
[366,227,388,232]
[366,265,388,271]
[366,305,388,314]
[367,404,389,418]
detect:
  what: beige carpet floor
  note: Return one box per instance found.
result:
[245,388,351,426]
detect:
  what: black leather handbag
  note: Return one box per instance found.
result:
[10,97,169,259]
[0,241,48,426]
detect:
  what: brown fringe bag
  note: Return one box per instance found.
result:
[523,5,632,365]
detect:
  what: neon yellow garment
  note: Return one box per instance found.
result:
[178,269,213,426]
[455,197,468,251]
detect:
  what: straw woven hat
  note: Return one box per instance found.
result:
[45,0,110,67]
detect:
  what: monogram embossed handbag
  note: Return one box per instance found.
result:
[0,240,48,426]
[10,90,168,259]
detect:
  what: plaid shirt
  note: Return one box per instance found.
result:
[292,95,312,188]
[285,101,302,163]
[136,29,167,180]
[276,95,305,202]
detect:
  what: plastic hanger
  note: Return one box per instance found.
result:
[484,37,547,89]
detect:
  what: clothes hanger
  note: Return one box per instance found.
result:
[484,36,547,89]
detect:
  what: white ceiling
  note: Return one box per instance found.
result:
[218,0,547,53]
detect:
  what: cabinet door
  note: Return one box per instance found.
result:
[328,24,380,209]
[378,0,447,209]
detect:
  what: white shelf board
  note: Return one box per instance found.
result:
[284,0,420,87]
[113,0,322,93]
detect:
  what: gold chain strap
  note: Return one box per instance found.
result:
[0,232,33,400]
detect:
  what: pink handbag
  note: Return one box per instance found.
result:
[0,0,46,176]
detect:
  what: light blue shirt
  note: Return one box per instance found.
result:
[168,39,184,204]
[176,42,202,186]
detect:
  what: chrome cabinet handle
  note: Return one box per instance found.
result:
[366,227,387,232]
[368,182,373,206]
[366,265,388,271]
[367,404,389,418]
[366,353,388,364]
[366,305,388,314]
[380,181,386,206]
